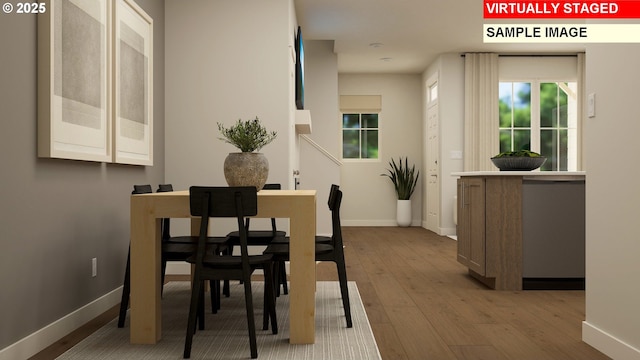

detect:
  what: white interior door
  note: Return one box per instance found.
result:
[425,77,440,232]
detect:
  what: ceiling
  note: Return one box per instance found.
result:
[294,0,586,74]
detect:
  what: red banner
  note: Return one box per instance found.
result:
[484,0,640,18]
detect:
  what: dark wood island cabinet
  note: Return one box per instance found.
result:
[454,171,586,290]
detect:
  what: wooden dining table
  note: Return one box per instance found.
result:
[129,189,317,344]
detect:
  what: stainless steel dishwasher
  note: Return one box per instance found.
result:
[522,179,585,290]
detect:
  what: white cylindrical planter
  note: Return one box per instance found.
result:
[396,199,412,227]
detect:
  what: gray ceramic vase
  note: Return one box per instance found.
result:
[223,152,269,190]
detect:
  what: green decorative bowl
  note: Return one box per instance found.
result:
[491,156,546,171]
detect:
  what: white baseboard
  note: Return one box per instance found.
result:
[1,257,319,360]
[421,221,457,237]
[342,219,421,227]
[438,227,457,236]
[582,321,640,360]
[0,287,122,360]
[341,220,452,233]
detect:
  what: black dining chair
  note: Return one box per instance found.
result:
[184,186,278,359]
[266,184,338,295]
[225,183,289,294]
[156,183,230,309]
[226,183,287,245]
[264,186,352,328]
[118,185,228,328]
[271,183,338,245]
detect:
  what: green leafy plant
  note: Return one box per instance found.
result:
[493,150,541,158]
[217,117,277,152]
[381,157,420,200]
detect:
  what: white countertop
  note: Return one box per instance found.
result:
[452,171,585,180]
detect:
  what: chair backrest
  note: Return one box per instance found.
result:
[262,183,281,191]
[330,189,344,248]
[245,183,280,234]
[157,184,173,193]
[190,186,258,218]
[132,184,152,195]
[328,184,339,210]
[190,186,258,264]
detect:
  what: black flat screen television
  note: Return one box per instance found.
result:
[295,26,304,110]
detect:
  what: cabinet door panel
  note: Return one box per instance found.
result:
[456,180,470,266]
[467,178,485,275]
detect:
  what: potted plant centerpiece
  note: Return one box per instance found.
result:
[490,150,546,171]
[218,117,277,190]
[381,157,420,227]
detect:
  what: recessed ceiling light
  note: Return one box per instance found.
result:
[369,42,383,48]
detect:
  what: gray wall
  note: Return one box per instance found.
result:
[164,0,296,237]
[0,0,165,349]
[298,40,341,236]
[338,73,424,226]
[582,43,640,358]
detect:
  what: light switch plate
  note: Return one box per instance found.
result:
[588,93,596,118]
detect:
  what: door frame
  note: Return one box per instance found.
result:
[425,72,440,233]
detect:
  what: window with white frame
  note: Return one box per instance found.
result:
[499,81,578,171]
[342,113,379,159]
[339,95,382,160]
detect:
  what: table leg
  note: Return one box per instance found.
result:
[130,197,162,344]
[288,196,316,344]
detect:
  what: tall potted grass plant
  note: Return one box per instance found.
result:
[381,157,419,227]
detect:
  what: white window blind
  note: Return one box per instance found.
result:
[340,95,382,112]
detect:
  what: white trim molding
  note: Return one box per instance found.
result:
[342,219,421,227]
[0,287,122,360]
[583,321,640,360]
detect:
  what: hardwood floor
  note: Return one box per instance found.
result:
[30,227,609,360]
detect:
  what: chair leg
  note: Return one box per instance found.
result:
[241,274,258,359]
[197,287,205,331]
[336,259,353,328]
[263,262,278,334]
[262,262,274,331]
[279,261,288,295]
[210,280,220,314]
[262,270,270,331]
[161,257,167,298]
[223,280,230,297]
[272,262,280,297]
[221,247,231,298]
[117,247,131,328]
[272,261,287,297]
[184,278,203,359]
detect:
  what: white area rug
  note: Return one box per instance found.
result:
[57,281,381,360]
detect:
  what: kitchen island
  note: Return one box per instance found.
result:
[453,171,585,290]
